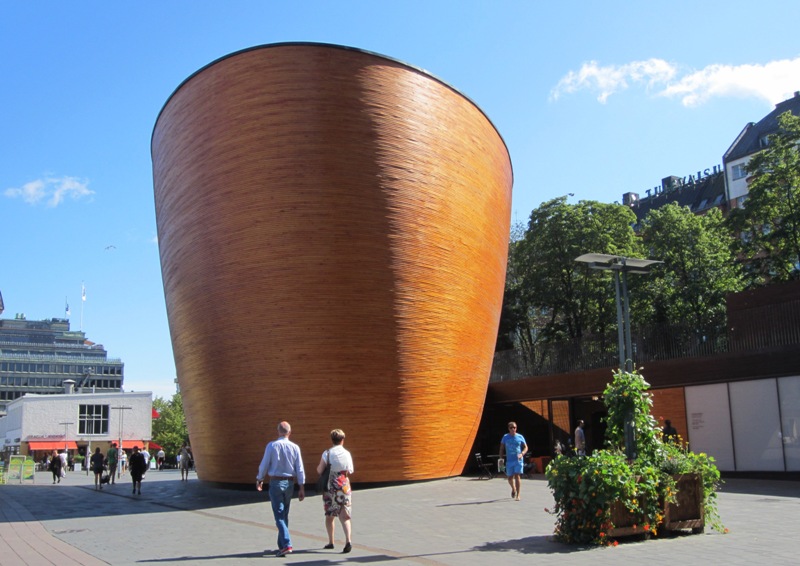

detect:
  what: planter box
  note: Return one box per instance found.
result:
[609,473,705,538]
[609,500,647,538]
[663,473,705,534]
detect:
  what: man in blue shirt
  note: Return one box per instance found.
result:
[500,421,528,501]
[257,421,306,557]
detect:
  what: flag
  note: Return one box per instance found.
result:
[65,298,71,317]
[82,284,86,302]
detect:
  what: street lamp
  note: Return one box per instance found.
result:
[111,405,132,479]
[575,253,662,371]
[575,253,662,460]
[59,421,74,470]
[59,421,74,453]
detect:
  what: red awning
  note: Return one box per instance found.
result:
[148,441,163,450]
[120,440,146,450]
[152,407,160,419]
[27,441,78,451]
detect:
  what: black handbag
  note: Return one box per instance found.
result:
[316,450,331,493]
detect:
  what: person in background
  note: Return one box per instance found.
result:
[120,448,128,476]
[316,429,354,553]
[256,421,306,557]
[141,447,151,471]
[157,448,166,470]
[179,443,192,481]
[50,449,62,484]
[663,419,678,443]
[58,450,68,477]
[90,447,105,490]
[574,420,587,456]
[106,443,118,484]
[128,446,147,495]
[499,421,528,501]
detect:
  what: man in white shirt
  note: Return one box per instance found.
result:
[256,421,306,557]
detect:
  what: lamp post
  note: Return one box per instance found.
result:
[59,421,74,453]
[59,421,74,471]
[111,405,132,479]
[575,253,662,459]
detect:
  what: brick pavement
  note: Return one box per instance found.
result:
[1,467,799,565]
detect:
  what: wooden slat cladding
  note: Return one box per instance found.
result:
[152,44,513,484]
[727,279,800,351]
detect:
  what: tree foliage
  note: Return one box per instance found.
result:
[512,197,642,343]
[728,111,800,284]
[499,197,744,357]
[639,203,744,330]
[151,393,188,458]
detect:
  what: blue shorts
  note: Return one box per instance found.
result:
[505,458,523,476]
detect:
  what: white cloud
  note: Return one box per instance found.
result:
[550,59,678,103]
[4,175,94,207]
[551,56,800,107]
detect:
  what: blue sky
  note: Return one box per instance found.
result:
[2,1,799,399]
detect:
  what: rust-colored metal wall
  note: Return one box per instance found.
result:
[151,43,513,484]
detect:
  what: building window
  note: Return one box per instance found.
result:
[78,404,109,435]
[732,163,748,180]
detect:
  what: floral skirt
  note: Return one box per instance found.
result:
[323,470,352,518]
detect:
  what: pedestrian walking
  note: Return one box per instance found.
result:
[128,446,147,495]
[106,443,118,484]
[50,449,62,484]
[179,443,192,481]
[499,422,528,501]
[256,421,306,557]
[90,447,105,490]
[316,429,354,553]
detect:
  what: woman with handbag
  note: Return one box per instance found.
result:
[315,429,354,553]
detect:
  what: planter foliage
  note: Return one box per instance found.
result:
[546,369,725,545]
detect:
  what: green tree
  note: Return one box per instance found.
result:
[639,203,744,330]
[728,111,800,284]
[496,221,538,353]
[513,197,643,342]
[151,393,188,458]
[497,197,640,366]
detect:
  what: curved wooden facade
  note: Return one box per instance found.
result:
[151,43,513,484]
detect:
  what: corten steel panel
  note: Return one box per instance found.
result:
[152,43,513,484]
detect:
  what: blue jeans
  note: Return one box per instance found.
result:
[268,479,293,549]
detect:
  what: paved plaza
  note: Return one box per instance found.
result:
[1,467,799,565]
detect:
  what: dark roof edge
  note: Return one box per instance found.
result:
[723,122,754,161]
[150,41,512,179]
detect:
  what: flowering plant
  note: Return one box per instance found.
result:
[546,369,724,545]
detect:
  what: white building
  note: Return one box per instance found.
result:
[723,91,800,209]
[0,390,153,462]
